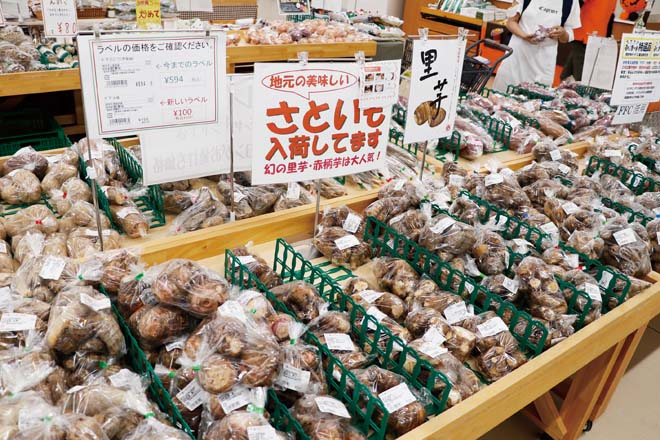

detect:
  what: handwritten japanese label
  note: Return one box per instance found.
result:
[79,33,222,137]
[404,38,466,144]
[252,63,391,184]
[612,34,660,105]
[42,0,78,37]
[136,0,161,29]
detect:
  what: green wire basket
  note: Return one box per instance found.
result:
[506,84,555,102]
[575,84,609,100]
[585,155,660,195]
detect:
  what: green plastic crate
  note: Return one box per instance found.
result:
[389,126,421,156]
[506,84,554,102]
[575,84,609,100]
[226,246,450,439]
[267,389,310,439]
[585,155,660,195]
[0,110,71,155]
[0,194,58,218]
[459,106,512,151]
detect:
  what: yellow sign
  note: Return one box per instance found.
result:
[136,0,161,29]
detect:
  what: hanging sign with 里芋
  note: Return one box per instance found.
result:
[251,62,391,184]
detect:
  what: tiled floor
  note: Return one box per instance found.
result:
[481,315,660,440]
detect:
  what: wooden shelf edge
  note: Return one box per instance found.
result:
[420,7,484,27]
[0,69,82,97]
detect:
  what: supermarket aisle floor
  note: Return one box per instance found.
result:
[481,314,660,440]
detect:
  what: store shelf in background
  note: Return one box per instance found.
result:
[0,69,81,97]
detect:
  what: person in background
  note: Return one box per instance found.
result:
[493,0,582,91]
[561,0,617,81]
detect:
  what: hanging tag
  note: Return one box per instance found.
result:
[335,235,360,250]
[315,396,351,418]
[379,383,417,413]
[477,317,508,337]
[443,301,468,324]
[286,182,301,200]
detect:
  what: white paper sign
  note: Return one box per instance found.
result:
[365,306,388,330]
[80,292,111,312]
[39,256,67,280]
[404,38,466,144]
[477,317,509,337]
[612,102,649,125]
[0,313,37,332]
[217,386,252,414]
[562,202,579,215]
[251,62,391,184]
[358,290,385,303]
[359,60,401,108]
[613,228,638,246]
[247,425,279,440]
[79,32,225,137]
[582,36,618,91]
[419,343,448,359]
[238,255,257,265]
[276,364,311,392]
[315,396,351,418]
[335,234,361,250]
[443,301,469,324]
[324,333,355,351]
[379,383,417,413]
[485,173,504,186]
[176,379,207,411]
[423,326,446,345]
[343,213,362,233]
[582,283,602,302]
[431,217,456,234]
[612,34,660,105]
[42,0,78,37]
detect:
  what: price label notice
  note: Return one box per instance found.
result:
[84,35,220,136]
[42,0,78,37]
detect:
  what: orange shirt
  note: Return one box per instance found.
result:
[573,0,617,43]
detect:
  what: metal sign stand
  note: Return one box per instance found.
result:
[228,79,237,222]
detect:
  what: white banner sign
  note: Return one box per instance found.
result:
[78,33,224,137]
[611,33,660,105]
[612,102,649,125]
[251,62,391,185]
[582,36,617,91]
[404,38,466,144]
[42,0,78,37]
[139,74,250,185]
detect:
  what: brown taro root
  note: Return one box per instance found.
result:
[363,196,411,223]
[110,203,149,238]
[319,205,365,237]
[388,209,428,242]
[566,229,604,260]
[408,276,463,314]
[403,339,481,407]
[0,169,42,205]
[352,366,427,436]
[515,163,551,188]
[152,259,230,317]
[205,410,289,440]
[163,190,196,214]
[59,200,112,233]
[561,270,602,325]
[482,173,531,211]
[270,281,325,323]
[2,147,49,179]
[313,227,372,270]
[117,265,161,317]
[419,215,477,262]
[4,204,58,238]
[308,311,352,335]
[403,308,476,361]
[230,246,282,289]
[523,179,568,209]
[378,179,421,205]
[0,239,15,273]
[46,286,125,356]
[269,313,295,342]
[515,257,568,322]
[41,162,78,193]
[49,177,92,215]
[372,257,419,299]
[599,218,652,277]
[67,228,122,258]
[290,395,366,440]
[471,229,509,275]
[481,274,521,303]
[350,289,408,322]
[161,180,190,191]
[171,187,229,234]
[647,219,660,271]
[448,196,482,226]
[128,304,191,349]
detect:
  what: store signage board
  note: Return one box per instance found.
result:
[136,0,161,29]
[251,62,391,185]
[358,59,401,108]
[612,102,649,125]
[175,0,213,12]
[611,33,660,105]
[78,32,223,138]
[582,36,617,91]
[404,37,466,144]
[41,0,78,37]
[139,74,250,185]
[278,0,311,15]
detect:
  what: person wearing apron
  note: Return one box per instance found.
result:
[493,0,582,91]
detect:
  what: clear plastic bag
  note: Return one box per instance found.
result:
[229,245,282,289]
[128,304,192,350]
[12,230,45,264]
[4,204,58,237]
[40,162,78,193]
[561,269,602,325]
[471,222,509,275]
[313,227,372,270]
[110,203,149,239]
[599,217,652,277]
[515,257,568,321]
[123,418,190,440]
[171,187,228,234]
[345,277,408,322]
[118,264,163,317]
[419,215,477,263]
[403,307,476,361]
[49,177,92,216]
[363,196,410,223]
[2,147,49,179]
[371,257,420,300]
[319,205,366,239]
[59,200,112,233]
[270,281,326,323]
[152,259,230,317]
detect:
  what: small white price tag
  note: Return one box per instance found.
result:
[335,234,360,250]
[467,304,475,316]
[165,336,186,352]
[86,166,98,179]
[343,213,362,233]
[365,306,388,330]
[393,180,405,191]
[116,207,136,219]
[379,383,417,413]
[500,168,514,177]
[502,276,519,294]
[582,283,602,302]
[154,364,171,376]
[599,271,613,288]
[358,290,385,303]
[324,333,355,351]
[217,385,252,414]
[566,254,580,268]
[485,173,504,186]
[423,326,447,345]
[389,213,405,225]
[449,174,465,187]
[0,241,8,253]
[315,396,351,418]
[613,228,637,246]
[39,256,67,280]
[286,182,301,200]
[276,364,311,393]
[237,255,257,265]
[419,342,449,359]
[0,313,37,332]
[477,317,509,337]
[80,292,111,312]
[603,149,622,158]
[512,238,531,248]
[176,380,207,411]
[443,301,469,324]
[558,163,571,174]
[541,222,559,235]
[247,425,279,440]
[431,217,456,234]
[561,202,579,215]
[549,149,562,161]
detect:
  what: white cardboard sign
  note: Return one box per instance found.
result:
[41,0,78,37]
[251,62,391,184]
[582,36,617,91]
[612,102,649,125]
[404,38,466,144]
[612,33,660,105]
